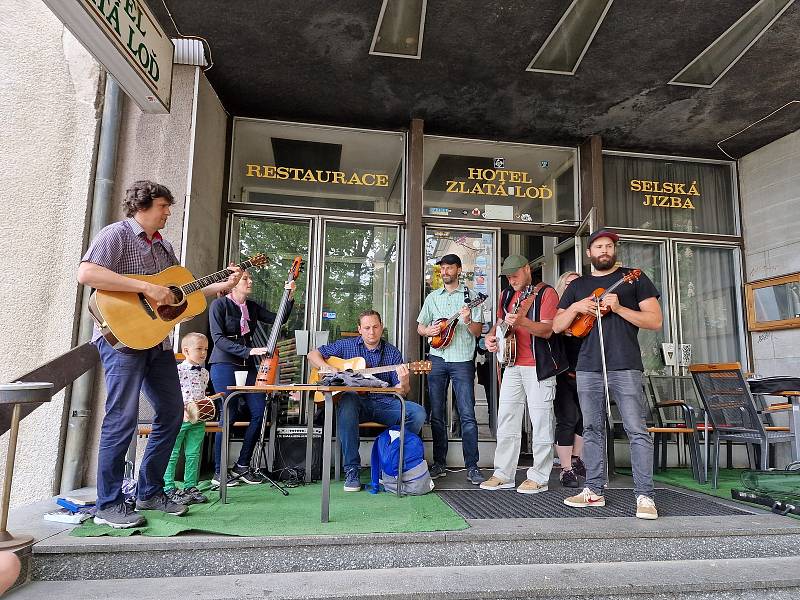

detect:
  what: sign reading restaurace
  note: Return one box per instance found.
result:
[245,164,390,187]
[43,0,174,113]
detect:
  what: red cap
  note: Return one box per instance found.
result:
[587,229,619,246]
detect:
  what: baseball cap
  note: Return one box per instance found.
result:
[587,229,620,246]
[436,254,462,267]
[500,254,529,275]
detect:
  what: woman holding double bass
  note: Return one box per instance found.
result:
[208,270,295,486]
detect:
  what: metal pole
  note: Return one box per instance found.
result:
[595,301,613,485]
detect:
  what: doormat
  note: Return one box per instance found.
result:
[436,488,752,519]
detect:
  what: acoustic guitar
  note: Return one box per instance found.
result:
[428,291,488,349]
[308,356,432,402]
[495,284,536,367]
[88,254,268,350]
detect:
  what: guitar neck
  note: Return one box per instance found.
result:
[181,258,258,295]
[359,363,409,376]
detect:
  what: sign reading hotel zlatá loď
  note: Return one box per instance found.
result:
[245,164,390,187]
[630,179,699,209]
[446,168,553,199]
[43,0,174,113]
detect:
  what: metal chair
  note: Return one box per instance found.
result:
[689,363,795,488]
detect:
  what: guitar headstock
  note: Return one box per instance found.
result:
[288,256,304,281]
[248,253,269,268]
[468,292,488,308]
[408,360,432,374]
[519,285,535,302]
[623,268,642,284]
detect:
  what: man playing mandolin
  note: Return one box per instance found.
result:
[553,229,662,520]
[77,180,243,528]
[417,254,485,484]
[307,310,426,492]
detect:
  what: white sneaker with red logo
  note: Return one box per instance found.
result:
[564,487,606,508]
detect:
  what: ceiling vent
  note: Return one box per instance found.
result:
[527,0,614,75]
[670,0,795,88]
[369,0,427,59]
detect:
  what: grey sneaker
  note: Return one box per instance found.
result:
[183,486,208,504]
[212,473,241,487]
[165,488,190,505]
[94,502,146,529]
[232,464,264,485]
[467,467,486,485]
[344,467,362,492]
[136,492,188,516]
[429,463,447,479]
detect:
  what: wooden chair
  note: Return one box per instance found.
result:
[689,363,795,488]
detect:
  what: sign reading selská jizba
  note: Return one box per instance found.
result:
[43,0,174,113]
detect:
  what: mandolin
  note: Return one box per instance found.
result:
[308,356,432,401]
[567,268,642,337]
[428,291,488,349]
[253,256,304,387]
[495,284,536,367]
[88,254,268,350]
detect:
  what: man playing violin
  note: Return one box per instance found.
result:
[417,254,485,484]
[553,229,663,520]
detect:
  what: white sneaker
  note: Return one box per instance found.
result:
[636,495,658,520]
[479,475,515,490]
[564,486,606,508]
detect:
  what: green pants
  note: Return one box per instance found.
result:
[164,421,206,490]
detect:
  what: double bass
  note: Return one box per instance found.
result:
[567,268,642,338]
[253,256,304,386]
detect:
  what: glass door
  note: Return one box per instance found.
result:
[615,239,672,375]
[674,243,745,367]
[318,221,400,344]
[423,227,497,440]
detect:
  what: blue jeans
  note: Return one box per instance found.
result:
[95,337,183,510]
[576,370,654,498]
[337,393,426,471]
[210,363,266,473]
[426,356,479,468]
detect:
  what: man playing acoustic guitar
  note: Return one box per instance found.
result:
[77,181,242,528]
[417,254,485,484]
[307,310,426,492]
[553,229,662,520]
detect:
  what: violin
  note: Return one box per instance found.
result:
[567,269,641,338]
[253,256,304,386]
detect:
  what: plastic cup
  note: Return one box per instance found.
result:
[234,371,248,387]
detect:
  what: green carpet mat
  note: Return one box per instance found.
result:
[621,467,800,520]
[71,479,469,537]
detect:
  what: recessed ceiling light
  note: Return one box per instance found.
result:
[527,0,614,75]
[369,0,427,59]
[670,0,795,88]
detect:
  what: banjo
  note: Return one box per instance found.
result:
[495,284,536,367]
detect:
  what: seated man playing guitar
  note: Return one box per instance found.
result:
[307,310,426,492]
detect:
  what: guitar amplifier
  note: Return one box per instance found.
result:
[273,427,322,480]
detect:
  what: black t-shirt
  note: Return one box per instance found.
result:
[557,267,660,372]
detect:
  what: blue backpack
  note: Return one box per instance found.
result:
[369,427,434,495]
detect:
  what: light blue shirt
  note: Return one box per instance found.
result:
[418,284,483,362]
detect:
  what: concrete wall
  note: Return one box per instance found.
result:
[739,129,800,376]
[0,0,103,506]
[739,128,800,466]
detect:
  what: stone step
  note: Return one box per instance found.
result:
[29,514,800,581]
[11,556,800,599]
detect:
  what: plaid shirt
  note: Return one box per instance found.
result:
[316,336,403,388]
[82,218,179,348]
[417,284,483,362]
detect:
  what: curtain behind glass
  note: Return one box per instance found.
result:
[604,155,735,234]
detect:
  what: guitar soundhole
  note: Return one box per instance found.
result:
[157,302,188,322]
[169,286,185,304]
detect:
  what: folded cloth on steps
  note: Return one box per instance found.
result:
[320,370,390,388]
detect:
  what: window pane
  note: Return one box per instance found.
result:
[231,119,404,214]
[423,137,577,224]
[604,154,736,235]
[321,224,399,345]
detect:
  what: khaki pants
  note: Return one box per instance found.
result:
[492,366,556,485]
